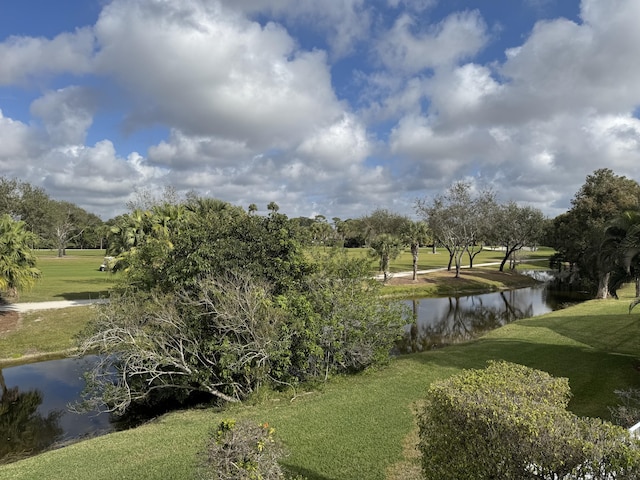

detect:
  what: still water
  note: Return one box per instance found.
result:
[0,283,580,462]
[0,355,113,463]
[397,284,581,353]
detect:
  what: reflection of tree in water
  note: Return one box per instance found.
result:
[399,292,535,353]
[0,370,63,464]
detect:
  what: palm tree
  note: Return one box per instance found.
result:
[370,233,403,282]
[401,221,430,281]
[0,214,41,298]
[603,210,640,300]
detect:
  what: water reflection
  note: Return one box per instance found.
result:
[0,356,113,464]
[0,370,63,463]
[397,286,572,353]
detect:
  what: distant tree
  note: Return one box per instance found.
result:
[417,182,494,278]
[309,215,334,246]
[490,202,545,271]
[401,221,431,280]
[359,209,409,246]
[0,215,41,298]
[369,233,403,282]
[0,177,19,216]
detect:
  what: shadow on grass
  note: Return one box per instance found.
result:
[54,291,111,301]
[407,338,640,419]
[282,464,335,480]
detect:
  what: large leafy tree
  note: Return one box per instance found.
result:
[77,199,407,414]
[547,169,640,298]
[0,215,41,298]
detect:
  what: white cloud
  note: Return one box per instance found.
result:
[222,0,371,58]
[93,0,344,150]
[30,87,97,146]
[376,10,489,73]
[0,110,43,175]
[296,114,371,169]
[0,28,95,85]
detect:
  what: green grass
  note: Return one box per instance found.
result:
[16,249,119,303]
[2,285,639,480]
[0,306,93,366]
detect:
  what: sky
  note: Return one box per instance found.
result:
[1,0,640,220]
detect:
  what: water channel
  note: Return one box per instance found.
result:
[0,282,583,463]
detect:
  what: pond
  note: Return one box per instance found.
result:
[396,284,585,353]
[0,282,583,463]
[0,355,115,463]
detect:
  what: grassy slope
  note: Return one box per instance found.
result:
[2,286,639,480]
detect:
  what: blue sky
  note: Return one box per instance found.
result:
[1,0,639,220]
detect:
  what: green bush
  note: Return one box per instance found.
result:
[198,419,285,480]
[417,361,640,480]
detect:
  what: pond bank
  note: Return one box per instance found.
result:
[0,269,542,366]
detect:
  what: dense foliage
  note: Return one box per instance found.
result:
[546,168,640,298]
[0,177,104,253]
[418,361,640,480]
[77,199,408,414]
[0,214,41,298]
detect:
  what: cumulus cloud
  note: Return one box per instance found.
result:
[0,110,41,172]
[2,0,640,221]
[30,87,97,146]
[0,28,95,85]
[376,10,489,73]
[222,0,371,57]
[93,0,344,150]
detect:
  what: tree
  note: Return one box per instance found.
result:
[490,202,545,272]
[547,169,640,298]
[417,182,494,278]
[369,233,403,282]
[418,361,640,480]
[359,209,408,246]
[0,215,41,298]
[602,210,640,298]
[76,199,407,414]
[401,221,430,280]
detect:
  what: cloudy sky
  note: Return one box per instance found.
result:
[1,0,639,220]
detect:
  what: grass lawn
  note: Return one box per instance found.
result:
[0,306,93,366]
[15,249,119,303]
[1,284,639,480]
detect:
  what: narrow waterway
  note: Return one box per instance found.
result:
[0,282,582,463]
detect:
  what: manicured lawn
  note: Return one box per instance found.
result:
[0,306,93,366]
[15,249,119,303]
[2,285,638,480]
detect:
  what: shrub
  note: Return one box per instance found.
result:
[417,361,640,480]
[197,419,285,480]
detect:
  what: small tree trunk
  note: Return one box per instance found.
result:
[595,271,610,299]
[635,276,640,298]
[412,244,419,281]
